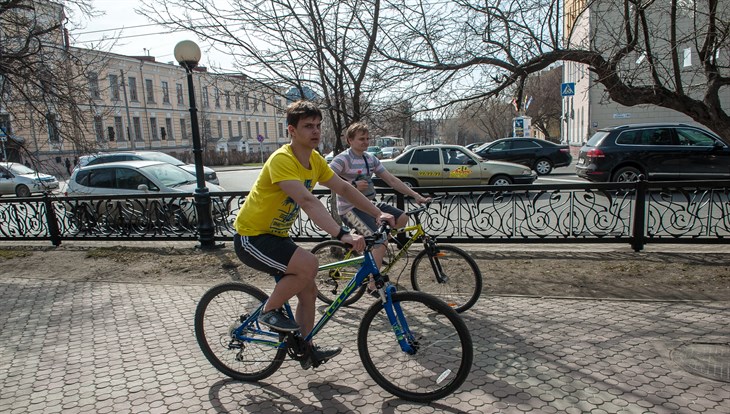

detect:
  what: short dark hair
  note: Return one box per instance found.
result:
[286,100,322,127]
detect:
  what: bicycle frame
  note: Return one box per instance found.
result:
[231,245,418,354]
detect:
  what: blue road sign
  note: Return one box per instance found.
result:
[256,134,264,143]
[561,83,575,97]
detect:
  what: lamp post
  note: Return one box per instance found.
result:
[174,40,217,249]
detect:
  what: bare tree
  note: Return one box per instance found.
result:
[523,66,563,140]
[0,0,102,169]
[138,0,391,153]
[376,0,730,140]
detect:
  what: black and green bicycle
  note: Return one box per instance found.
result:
[312,200,483,313]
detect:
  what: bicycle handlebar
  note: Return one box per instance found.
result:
[405,196,443,217]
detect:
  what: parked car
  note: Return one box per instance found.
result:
[474,137,572,175]
[380,146,402,159]
[373,144,537,187]
[66,160,228,228]
[0,162,59,197]
[366,146,384,159]
[464,142,486,151]
[576,123,730,182]
[78,151,219,185]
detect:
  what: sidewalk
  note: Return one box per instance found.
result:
[1,245,729,413]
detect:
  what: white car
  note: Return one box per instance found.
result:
[78,151,219,185]
[0,162,60,197]
[380,146,402,159]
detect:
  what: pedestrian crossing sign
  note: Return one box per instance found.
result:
[561,83,575,97]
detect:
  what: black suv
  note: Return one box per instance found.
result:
[474,137,572,175]
[576,123,729,182]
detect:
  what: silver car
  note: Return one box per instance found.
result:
[0,162,60,197]
[78,151,219,185]
[66,160,228,227]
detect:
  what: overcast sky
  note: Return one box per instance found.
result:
[68,0,228,68]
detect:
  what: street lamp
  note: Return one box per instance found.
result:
[174,40,217,249]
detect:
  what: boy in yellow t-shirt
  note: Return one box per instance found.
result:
[233,100,394,370]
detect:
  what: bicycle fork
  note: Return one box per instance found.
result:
[381,285,419,355]
[424,239,449,284]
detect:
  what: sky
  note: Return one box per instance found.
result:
[67,0,228,68]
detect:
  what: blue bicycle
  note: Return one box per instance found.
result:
[194,224,474,402]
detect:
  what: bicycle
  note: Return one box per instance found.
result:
[312,200,483,313]
[194,224,474,402]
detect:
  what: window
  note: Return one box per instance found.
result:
[160,126,166,140]
[161,81,170,104]
[114,116,124,141]
[203,119,212,140]
[263,123,268,138]
[88,168,115,188]
[116,168,153,190]
[513,140,540,149]
[261,95,266,112]
[88,72,100,99]
[228,120,233,138]
[46,113,60,142]
[278,123,284,138]
[150,117,159,140]
[214,87,220,108]
[179,118,188,140]
[107,126,115,141]
[94,116,104,141]
[133,117,142,141]
[128,77,138,101]
[217,120,223,138]
[176,83,184,105]
[252,98,259,112]
[0,114,12,137]
[108,74,120,100]
[255,121,260,137]
[202,87,209,107]
[246,121,251,138]
[165,118,174,141]
[237,121,242,137]
[411,148,440,164]
[677,128,716,146]
[145,79,155,103]
[244,93,249,110]
[235,94,240,110]
[225,91,231,109]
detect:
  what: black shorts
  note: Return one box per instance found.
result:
[234,233,298,277]
[341,202,404,243]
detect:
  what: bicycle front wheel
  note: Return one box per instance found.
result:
[410,244,482,313]
[194,282,287,381]
[357,291,473,402]
[311,240,366,306]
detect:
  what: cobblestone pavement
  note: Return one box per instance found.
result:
[1,276,729,414]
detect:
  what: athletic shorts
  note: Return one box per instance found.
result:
[341,202,404,244]
[234,233,298,277]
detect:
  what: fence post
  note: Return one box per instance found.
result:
[43,193,62,246]
[631,178,647,252]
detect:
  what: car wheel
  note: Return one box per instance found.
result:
[612,166,642,182]
[15,185,31,197]
[534,159,553,175]
[489,175,513,186]
[401,178,417,188]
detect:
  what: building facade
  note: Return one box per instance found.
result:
[562,0,730,153]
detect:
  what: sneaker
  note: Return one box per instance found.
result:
[258,309,299,332]
[301,344,342,370]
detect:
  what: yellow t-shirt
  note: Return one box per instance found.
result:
[234,144,334,237]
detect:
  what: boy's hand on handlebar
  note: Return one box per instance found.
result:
[415,194,431,204]
[377,212,396,228]
[342,233,365,252]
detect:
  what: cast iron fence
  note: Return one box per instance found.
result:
[2,179,730,251]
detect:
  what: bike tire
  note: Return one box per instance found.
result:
[410,244,482,313]
[311,240,367,306]
[357,291,473,402]
[194,282,286,381]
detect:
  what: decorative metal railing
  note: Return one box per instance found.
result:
[2,179,730,251]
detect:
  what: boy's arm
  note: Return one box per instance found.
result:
[277,180,365,250]
[320,175,396,227]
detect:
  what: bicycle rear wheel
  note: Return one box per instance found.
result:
[311,240,366,306]
[357,291,473,402]
[410,244,482,313]
[194,282,286,381]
